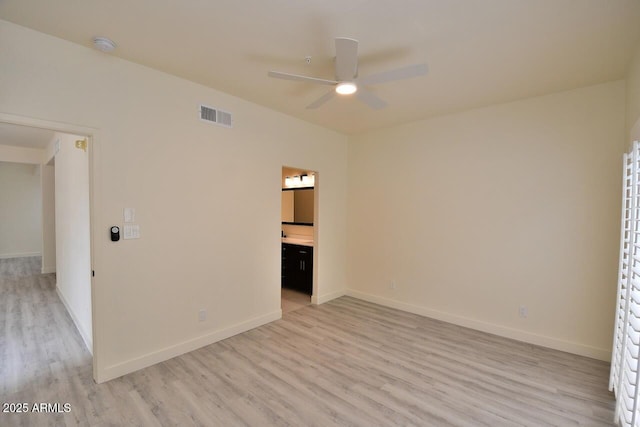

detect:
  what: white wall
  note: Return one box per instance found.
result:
[0,161,42,258]
[628,41,640,142]
[347,81,625,361]
[3,14,623,379]
[0,144,43,164]
[41,163,56,273]
[0,142,55,271]
[46,132,92,351]
[0,20,348,382]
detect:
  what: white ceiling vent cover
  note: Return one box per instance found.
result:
[199,104,233,128]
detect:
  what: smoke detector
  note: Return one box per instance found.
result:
[92,37,116,53]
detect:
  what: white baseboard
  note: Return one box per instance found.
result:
[56,287,93,355]
[42,265,56,274]
[346,289,611,362]
[97,309,282,384]
[312,289,346,305]
[0,252,41,259]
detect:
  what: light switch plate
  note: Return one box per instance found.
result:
[124,208,135,223]
[123,224,140,239]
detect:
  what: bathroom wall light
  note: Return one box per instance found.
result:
[285,176,294,187]
[301,174,314,186]
[284,173,315,188]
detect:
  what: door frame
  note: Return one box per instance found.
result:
[0,112,102,382]
[281,165,319,302]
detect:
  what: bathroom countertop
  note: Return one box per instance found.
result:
[281,237,314,247]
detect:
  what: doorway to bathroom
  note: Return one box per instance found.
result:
[281,166,316,313]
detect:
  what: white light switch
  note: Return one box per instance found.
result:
[124,208,135,223]
[123,224,140,239]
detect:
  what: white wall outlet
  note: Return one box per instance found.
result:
[518,305,528,318]
[198,309,207,322]
[390,281,397,290]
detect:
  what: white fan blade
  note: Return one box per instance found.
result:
[268,71,338,86]
[358,63,427,86]
[335,37,358,81]
[306,90,336,109]
[356,88,387,110]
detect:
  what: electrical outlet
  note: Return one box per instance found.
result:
[390,281,397,290]
[198,309,207,322]
[518,305,528,318]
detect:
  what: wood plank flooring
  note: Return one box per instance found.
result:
[1,257,615,426]
[281,288,311,313]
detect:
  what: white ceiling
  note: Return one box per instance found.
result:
[0,123,54,149]
[1,0,640,134]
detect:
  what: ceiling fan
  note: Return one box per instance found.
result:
[268,37,427,110]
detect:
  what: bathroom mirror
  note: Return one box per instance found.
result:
[282,188,314,225]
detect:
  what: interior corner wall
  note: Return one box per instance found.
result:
[51,132,92,352]
[627,41,640,142]
[0,19,348,382]
[41,163,56,273]
[347,80,626,361]
[0,161,43,258]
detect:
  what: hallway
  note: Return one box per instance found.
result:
[0,257,93,421]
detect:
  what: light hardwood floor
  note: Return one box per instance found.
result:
[1,257,615,426]
[281,288,311,313]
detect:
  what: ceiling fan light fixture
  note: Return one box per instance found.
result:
[268,37,427,110]
[336,82,357,95]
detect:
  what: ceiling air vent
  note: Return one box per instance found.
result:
[199,104,233,128]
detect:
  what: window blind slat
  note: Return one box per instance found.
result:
[611,142,640,427]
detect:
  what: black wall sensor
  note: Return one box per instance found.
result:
[110,226,120,242]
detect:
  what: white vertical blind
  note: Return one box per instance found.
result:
[611,141,640,427]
